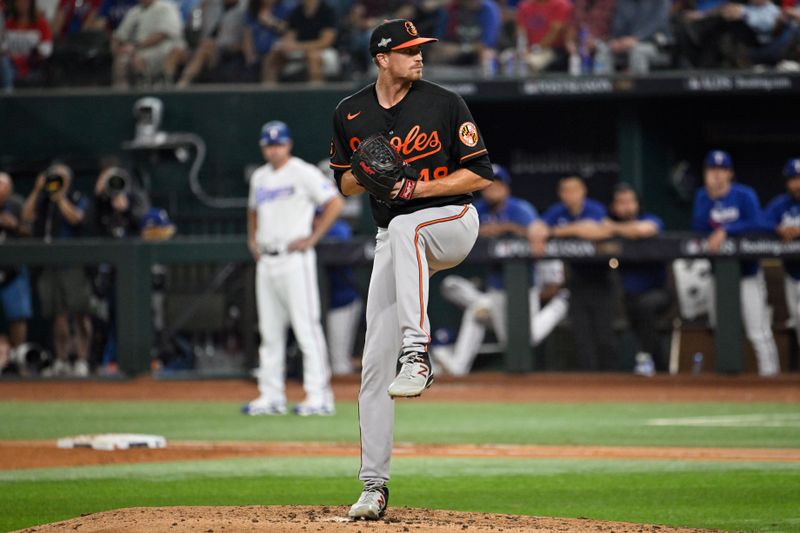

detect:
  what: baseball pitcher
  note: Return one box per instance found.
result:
[329,19,493,520]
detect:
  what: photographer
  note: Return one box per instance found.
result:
[89,165,150,374]
[21,163,93,378]
[91,166,150,238]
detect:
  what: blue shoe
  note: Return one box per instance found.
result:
[292,402,335,416]
[241,398,287,416]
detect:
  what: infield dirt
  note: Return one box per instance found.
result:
[11,505,725,533]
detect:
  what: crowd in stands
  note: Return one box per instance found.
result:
[2,0,800,90]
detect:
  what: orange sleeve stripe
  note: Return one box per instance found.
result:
[330,162,351,169]
[459,148,488,163]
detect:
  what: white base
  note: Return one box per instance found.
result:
[56,434,167,451]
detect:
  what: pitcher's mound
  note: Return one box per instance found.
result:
[15,505,721,532]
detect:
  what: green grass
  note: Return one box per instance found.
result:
[2,401,799,532]
[1,401,800,448]
[1,457,799,532]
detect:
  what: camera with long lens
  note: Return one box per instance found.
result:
[43,167,64,196]
[103,168,131,198]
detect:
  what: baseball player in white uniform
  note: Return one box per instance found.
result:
[243,120,344,416]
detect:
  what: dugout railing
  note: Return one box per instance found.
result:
[3,232,797,376]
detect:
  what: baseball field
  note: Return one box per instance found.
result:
[1,374,799,533]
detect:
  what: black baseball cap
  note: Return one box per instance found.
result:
[369,19,438,57]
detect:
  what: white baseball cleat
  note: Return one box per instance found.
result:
[292,402,336,416]
[241,398,287,416]
[633,352,655,377]
[388,351,434,398]
[349,484,389,520]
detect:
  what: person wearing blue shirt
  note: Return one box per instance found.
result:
[92,0,139,31]
[242,0,290,82]
[605,184,670,376]
[20,163,94,378]
[764,157,800,363]
[324,218,363,375]
[0,173,33,359]
[533,175,616,371]
[436,165,568,375]
[692,149,778,376]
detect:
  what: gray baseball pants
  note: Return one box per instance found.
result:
[357,204,479,484]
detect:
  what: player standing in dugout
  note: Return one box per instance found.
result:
[329,19,494,520]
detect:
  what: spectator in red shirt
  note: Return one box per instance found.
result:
[4,0,53,85]
[516,0,572,72]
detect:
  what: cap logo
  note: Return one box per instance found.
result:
[404,21,418,36]
[378,37,392,47]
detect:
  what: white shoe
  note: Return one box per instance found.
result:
[241,397,287,416]
[292,402,336,416]
[73,360,90,378]
[388,351,434,398]
[634,352,655,377]
[349,484,389,520]
[43,359,72,377]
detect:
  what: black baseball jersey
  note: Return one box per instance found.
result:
[330,79,491,228]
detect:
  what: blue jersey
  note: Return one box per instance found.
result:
[246,1,291,56]
[619,213,667,295]
[692,183,763,277]
[765,193,800,280]
[541,198,607,226]
[542,198,608,284]
[325,220,359,309]
[475,196,537,290]
[98,0,138,29]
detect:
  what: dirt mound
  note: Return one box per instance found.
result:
[13,505,721,532]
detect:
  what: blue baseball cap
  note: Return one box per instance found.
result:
[260,121,292,146]
[704,150,733,169]
[784,158,800,179]
[141,207,173,228]
[492,164,511,185]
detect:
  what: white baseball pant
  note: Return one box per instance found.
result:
[438,275,568,375]
[708,271,780,376]
[255,248,334,406]
[783,276,800,355]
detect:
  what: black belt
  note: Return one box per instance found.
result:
[261,246,285,256]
